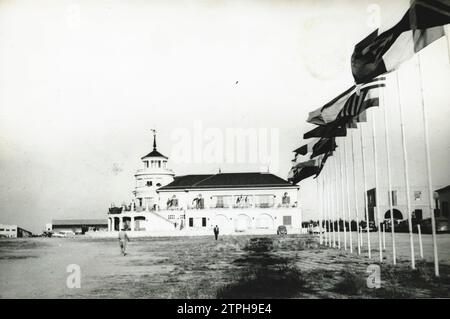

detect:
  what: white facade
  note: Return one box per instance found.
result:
[369,185,435,222]
[107,134,302,235]
[0,224,17,238]
[108,187,301,235]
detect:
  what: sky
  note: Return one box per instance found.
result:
[0,0,449,233]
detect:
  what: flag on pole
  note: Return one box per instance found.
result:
[288,165,319,184]
[294,138,319,155]
[337,80,385,119]
[290,158,318,169]
[303,123,347,139]
[315,150,333,177]
[346,111,367,129]
[351,0,450,84]
[307,86,355,125]
[310,138,337,159]
[307,78,385,126]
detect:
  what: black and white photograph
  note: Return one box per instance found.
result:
[1,0,450,305]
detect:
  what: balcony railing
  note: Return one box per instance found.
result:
[110,202,298,214]
[135,168,174,175]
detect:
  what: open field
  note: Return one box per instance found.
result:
[0,233,449,298]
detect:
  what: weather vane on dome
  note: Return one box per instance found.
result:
[151,128,157,150]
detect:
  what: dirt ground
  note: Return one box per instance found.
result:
[0,233,449,298]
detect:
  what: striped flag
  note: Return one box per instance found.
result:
[307,77,385,126]
[351,0,450,84]
[337,78,385,119]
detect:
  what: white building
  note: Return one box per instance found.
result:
[107,133,302,235]
[0,224,17,238]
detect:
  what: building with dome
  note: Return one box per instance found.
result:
[107,131,302,235]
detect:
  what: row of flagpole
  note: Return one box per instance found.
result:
[289,2,449,277]
[312,60,440,274]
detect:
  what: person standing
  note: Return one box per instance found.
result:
[213,225,219,241]
[118,228,130,256]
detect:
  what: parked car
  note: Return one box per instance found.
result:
[308,223,326,234]
[277,225,287,235]
[418,218,449,234]
[52,230,75,238]
[360,221,378,232]
[394,219,422,233]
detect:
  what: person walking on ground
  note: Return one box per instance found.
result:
[213,225,219,241]
[118,228,130,256]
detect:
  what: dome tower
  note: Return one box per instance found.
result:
[133,129,175,209]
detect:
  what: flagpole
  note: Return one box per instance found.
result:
[360,123,372,259]
[371,109,383,263]
[326,166,331,247]
[330,164,336,248]
[339,139,347,250]
[334,154,341,249]
[417,54,439,276]
[446,25,450,63]
[318,173,323,245]
[324,166,329,246]
[396,72,416,270]
[351,131,361,255]
[382,86,397,265]
[343,137,353,253]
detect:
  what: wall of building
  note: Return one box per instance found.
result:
[52,225,108,234]
[182,207,302,234]
[108,206,302,235]
[0,224,17,238]
[436,188,450,221]
[370,186,433,221]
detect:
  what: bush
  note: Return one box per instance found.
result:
[333,271,366,295]
[216,264,307,298]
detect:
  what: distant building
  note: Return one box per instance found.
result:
[107,132,302,234]
[51,219,108,234]
[366,185,448,223]
[17,227,33,238]
[435,185,450,221]
[0,225,33,238]
[0,224,17,238]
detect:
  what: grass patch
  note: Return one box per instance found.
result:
[216,264,307,298]
[371,286,413,298]
[243,237,274,253]
[333,270,366,296]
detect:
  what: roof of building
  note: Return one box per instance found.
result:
[17,227,33,234]
[52,219,107,226]
[157,172,295,191]
[141,131,168,159]
[436,185,450,193]
[141,149,168,159]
